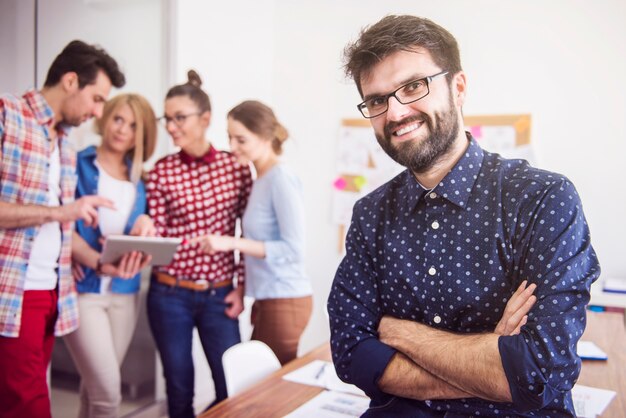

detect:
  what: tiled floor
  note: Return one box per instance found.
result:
[50,378,160,418]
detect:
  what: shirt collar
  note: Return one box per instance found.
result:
[179,144,217,165]
[81,145,134,176]
[23,88,68,139]
[398,132,484,211]
[433,133,484,209]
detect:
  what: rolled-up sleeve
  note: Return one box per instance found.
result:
[328,205,396,402]
[498,179,600,411]
[145,167,167,237]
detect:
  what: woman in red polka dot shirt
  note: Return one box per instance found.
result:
[145,70,252,417]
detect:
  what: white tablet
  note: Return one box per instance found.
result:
[100,235,182,266]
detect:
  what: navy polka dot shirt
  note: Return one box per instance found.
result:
[328,136,600,417]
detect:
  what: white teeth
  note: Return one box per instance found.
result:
[395,122,421,136]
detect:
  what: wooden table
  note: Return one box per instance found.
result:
[578,310,626,417]
[199,344,330,418]
[200,310,625,418]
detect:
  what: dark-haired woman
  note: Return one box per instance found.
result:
[146,71,252,417]
[192,100,312,366]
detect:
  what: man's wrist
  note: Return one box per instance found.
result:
[45,206,60,223]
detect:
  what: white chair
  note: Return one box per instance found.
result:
[222,340,281,396]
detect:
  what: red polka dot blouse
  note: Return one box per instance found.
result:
[146,146,252,284]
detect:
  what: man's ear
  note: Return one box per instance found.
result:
[452,71,467,107]
[60,72,79,93]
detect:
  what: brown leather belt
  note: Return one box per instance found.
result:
[155,272,232,291]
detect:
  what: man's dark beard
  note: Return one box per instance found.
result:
[375,100,460,174]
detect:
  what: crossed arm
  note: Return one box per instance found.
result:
[377,281,537,402]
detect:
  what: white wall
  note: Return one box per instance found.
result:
[34,0,169,164]
[0,0,35,93]
[176,0,626,355]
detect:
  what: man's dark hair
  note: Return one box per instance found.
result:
[44,40,125,88]
[166,69,211,113]
[344,15,462,96]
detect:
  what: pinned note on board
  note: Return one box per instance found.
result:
[333,119,405,253]
[464,114,534,164]
[333,174,367,193]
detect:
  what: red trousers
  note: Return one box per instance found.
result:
[0,289,58,418]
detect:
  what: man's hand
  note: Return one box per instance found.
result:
[224,285,244,319]
[189,234,235,255]
[378,315,416,349]
[130,214,157,237]
[55,195,115,227]
[379,280,537,345]
[99,251,152,279]
[376,280,537,404]
[494,280,537,336]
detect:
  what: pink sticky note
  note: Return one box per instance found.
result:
[469,125,482,139]
[333,177,347,190]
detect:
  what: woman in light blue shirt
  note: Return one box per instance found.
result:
[192,100,312,364]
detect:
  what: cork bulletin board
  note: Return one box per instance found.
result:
[332,114,533,253]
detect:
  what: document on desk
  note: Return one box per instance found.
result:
[572,384,616,418]
[577,341,608,360]
[602,277,626,294]
[282,360,366,397]
[283,390,369,418]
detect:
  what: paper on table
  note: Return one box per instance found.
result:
[602,277,626,294]
[282,360,366,397]
[572,384,616,418]
[283,390,369,418]
[577,341,608,360]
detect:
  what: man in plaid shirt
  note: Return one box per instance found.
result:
[0,40,125,418]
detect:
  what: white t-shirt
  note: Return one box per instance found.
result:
[95,160,136,292]
[25,144,62,290]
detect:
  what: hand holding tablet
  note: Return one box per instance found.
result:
[101,235,183,266]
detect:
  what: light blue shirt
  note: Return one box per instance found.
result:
[242,164,312,299]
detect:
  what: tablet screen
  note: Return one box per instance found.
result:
[100,235,182,266]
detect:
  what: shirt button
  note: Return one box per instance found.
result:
[434,315,442,324]
[428,267,437,276]
[431,221,440,230]
[429,192,437,199]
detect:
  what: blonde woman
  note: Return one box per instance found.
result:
[192,100,313,365]
[64,93,157,418]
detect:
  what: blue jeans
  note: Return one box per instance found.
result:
[147,281,240,418]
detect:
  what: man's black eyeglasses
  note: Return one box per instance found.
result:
[357,70,449,119]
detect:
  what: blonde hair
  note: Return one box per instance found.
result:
[95,94,157,183]
[227,100,288,155]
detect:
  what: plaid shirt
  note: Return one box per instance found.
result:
[0,89,78,338]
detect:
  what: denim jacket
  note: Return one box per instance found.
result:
[74,145,147,294]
